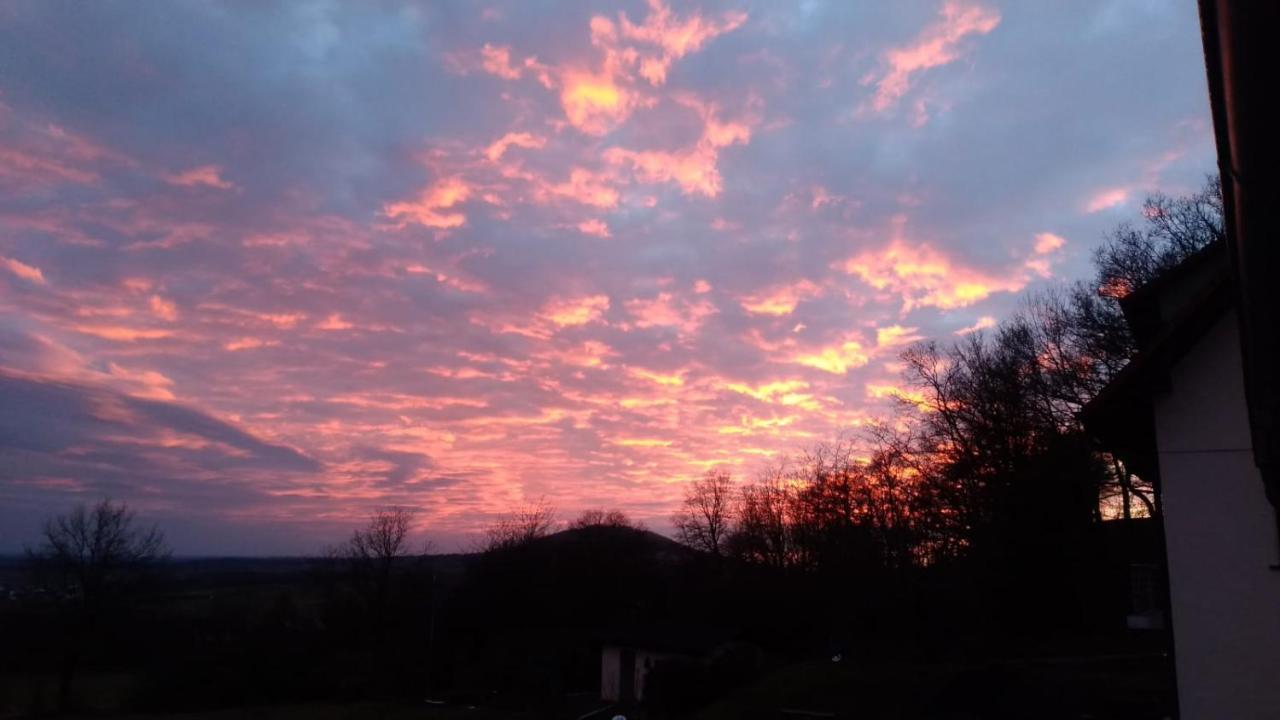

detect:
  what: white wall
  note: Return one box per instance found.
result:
[600,646,621,701]
[1154,313,1280,720]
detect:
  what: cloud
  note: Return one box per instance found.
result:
[740,280,822,317]
[485,132,546,162]
[164,165,236,190]
[1033,232,1066,254]
[837,219,1028,312]
[792,337,870,375]
[955,315,996,335]
[540,294,610,328]
[577,218,611,238]
[383,177,472,228]
[1084,186,1130,213]
[1,256,46,284]
[863,0,1001,115]
[0,0,1215,551]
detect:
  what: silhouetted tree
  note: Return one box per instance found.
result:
[673,469,734,556]
[730,470,793,568]
[27,499,169,710]
[480,499,556,552]
[328,506,423,627]
[1094,176,1222,298]
[570,508,642,529]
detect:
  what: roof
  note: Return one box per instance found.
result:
[1079,245,1234,480]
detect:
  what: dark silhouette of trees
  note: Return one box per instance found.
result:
[27,499,169,710]
[570,508,642,529]
[730,470,793,568]
[480,499,556,552]
[1094,176,1223,298]
[328,506,423,628]
[673,469,734,556]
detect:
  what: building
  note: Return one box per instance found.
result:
[1081,5,1280,716]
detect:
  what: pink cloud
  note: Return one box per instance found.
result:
[577,218,611,237]
[1084,186,1129,213]
[383,177,472,228]
[164,165,236,190]
[863,1,1000,114]
[837,217,1028,312]
[1,255,46,284]
[955,315,996,335]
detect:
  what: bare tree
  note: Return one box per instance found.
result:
[731,470,793,568]
[31,498,170,612]
[570,508,642,530]
[481,499,556,552]
[329,506,421,623]
[672,469,734,556]
[28,499,169,710]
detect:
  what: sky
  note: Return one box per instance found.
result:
[0,0,1215,554]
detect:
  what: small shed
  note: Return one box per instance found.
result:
[599,624,741,703]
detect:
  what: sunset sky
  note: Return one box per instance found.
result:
[1,1,1214,554]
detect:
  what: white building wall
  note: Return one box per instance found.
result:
[600,647,621,701]
[1153,314,1280,720]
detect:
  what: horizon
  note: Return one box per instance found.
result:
[0,0,1215,555]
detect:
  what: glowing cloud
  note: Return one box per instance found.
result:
[1033,232,1066,254]
[864,0,1001,114]
[792,338,870,375]
[540,294,610,328]
[485,132,546,162]
[740,280,822,317]
[1,256,46,284]
[1085,187,1129,213]
[838,219,1027,311]
[164,165,236,190]
[481,43,523,80]
[383,177,472,229]
[577,218,611,238]
[149,295,178,321]
[604,99,751,197]
[955,316,996,335]
[616,0,748,86]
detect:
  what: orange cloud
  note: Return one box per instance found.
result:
[1,255,47,284]
[223,337,279,351]
[472,0,745,136]
[481,43,523,80]
[550,167,621,208]
[577,218,611,238]
[723,379,816,409]
[628,367,685,387]
[316,313,354,331]
[540,294,610,327]
[559,69,636,136]
[625,292,717,335]
[875,324,922,350]
[792,337,870,374]
[1033,232,1066,254]
[149,295,178,321]
[864,1,1000,114]
[485,131,546,162]
[838,219,1026,311]
[383,177,472,229]
[740,280,822,316]
[604,99,751,197]
[616,0,748,86]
